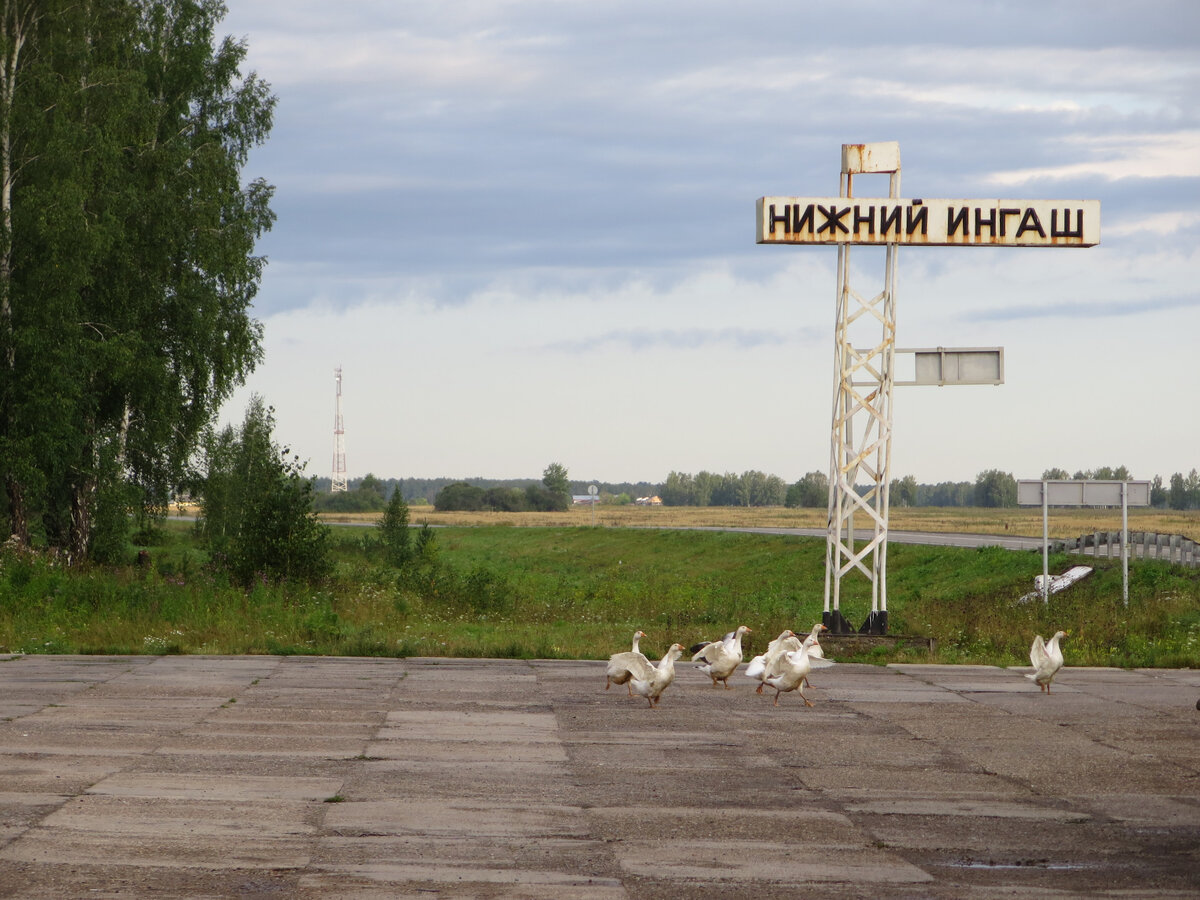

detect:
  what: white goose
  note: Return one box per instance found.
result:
[763,632,835,707]
[1027,630,1068,693]
[804,622,827,660]
[691,625,752,689]
[606,630,650,696]
[746,624,828,693]
[745,629,800,694]
[631,643,685,708]
[800,622,828,688]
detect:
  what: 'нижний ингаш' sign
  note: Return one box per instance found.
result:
[756,197,1099,247]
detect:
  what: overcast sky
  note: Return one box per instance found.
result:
[216,0,1200,487]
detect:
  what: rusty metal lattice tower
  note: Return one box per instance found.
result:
[825,144,901,634]
[332,366,347,493]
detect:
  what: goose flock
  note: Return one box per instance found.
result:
[605,625,1071,708]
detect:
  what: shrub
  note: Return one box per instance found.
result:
[377,490,412,567]
[193,396,331,586]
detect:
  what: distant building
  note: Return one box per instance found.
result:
[634,496,662,506]
[572,495,599,505]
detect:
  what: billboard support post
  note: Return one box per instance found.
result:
[1043,484,1050,602]
[1018,480,1150,607]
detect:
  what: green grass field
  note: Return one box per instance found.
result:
[1,519,1197,668]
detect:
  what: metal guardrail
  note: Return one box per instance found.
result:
[1051,532,1199,568]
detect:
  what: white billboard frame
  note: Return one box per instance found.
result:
[896,347,1004,386]
[1017,479,1150,508]
[1018,479,1151,604]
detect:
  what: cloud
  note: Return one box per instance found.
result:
[542,326,819,353]
[967,293,1197,323]
[987,132,1200,185]
[230,0,1200,317]
[215,1,1200,483]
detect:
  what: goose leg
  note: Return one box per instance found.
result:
[755,683,764,694]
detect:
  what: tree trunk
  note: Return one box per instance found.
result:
[0,3,36,545]
[68,471,94,564]
[5,475,28,545]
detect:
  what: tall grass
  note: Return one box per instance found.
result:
[1,522,1197,668]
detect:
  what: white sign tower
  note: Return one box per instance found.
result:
[758,143,1099,633]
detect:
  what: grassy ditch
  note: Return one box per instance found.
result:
[1,521,1197,668]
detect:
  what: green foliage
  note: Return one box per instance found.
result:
[376,490,412,567]
[434,480,570,512]
[358,474,387,499]
[312,473,389,514]
[414,523,439,563]
[663,470,788,507]
[891,474,918,508]
[1168,469,1200,510]
[400,561,516,616]
[916,481,974,506]
[542,462,570,496]
[434,482,485,511]
[525,483,569,512]
[483,486,527,512]
[787,471,829,508]
[89,444,139,565]
[0,0,274,561]
[312,486,387,513]
[974,469,1018,508]
[194,396,331,586]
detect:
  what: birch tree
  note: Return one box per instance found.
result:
[0,0,274,561]
[0,0,43,544]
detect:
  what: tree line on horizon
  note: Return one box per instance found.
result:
[313,465,1200,512]
[311,472,662,513]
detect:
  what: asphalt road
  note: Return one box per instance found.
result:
[2,653,1198,898]
[682,524,1048,551]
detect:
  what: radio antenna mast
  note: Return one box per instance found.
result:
[332,366,347,492]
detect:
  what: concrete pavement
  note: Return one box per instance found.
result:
[0,653,1197,898]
